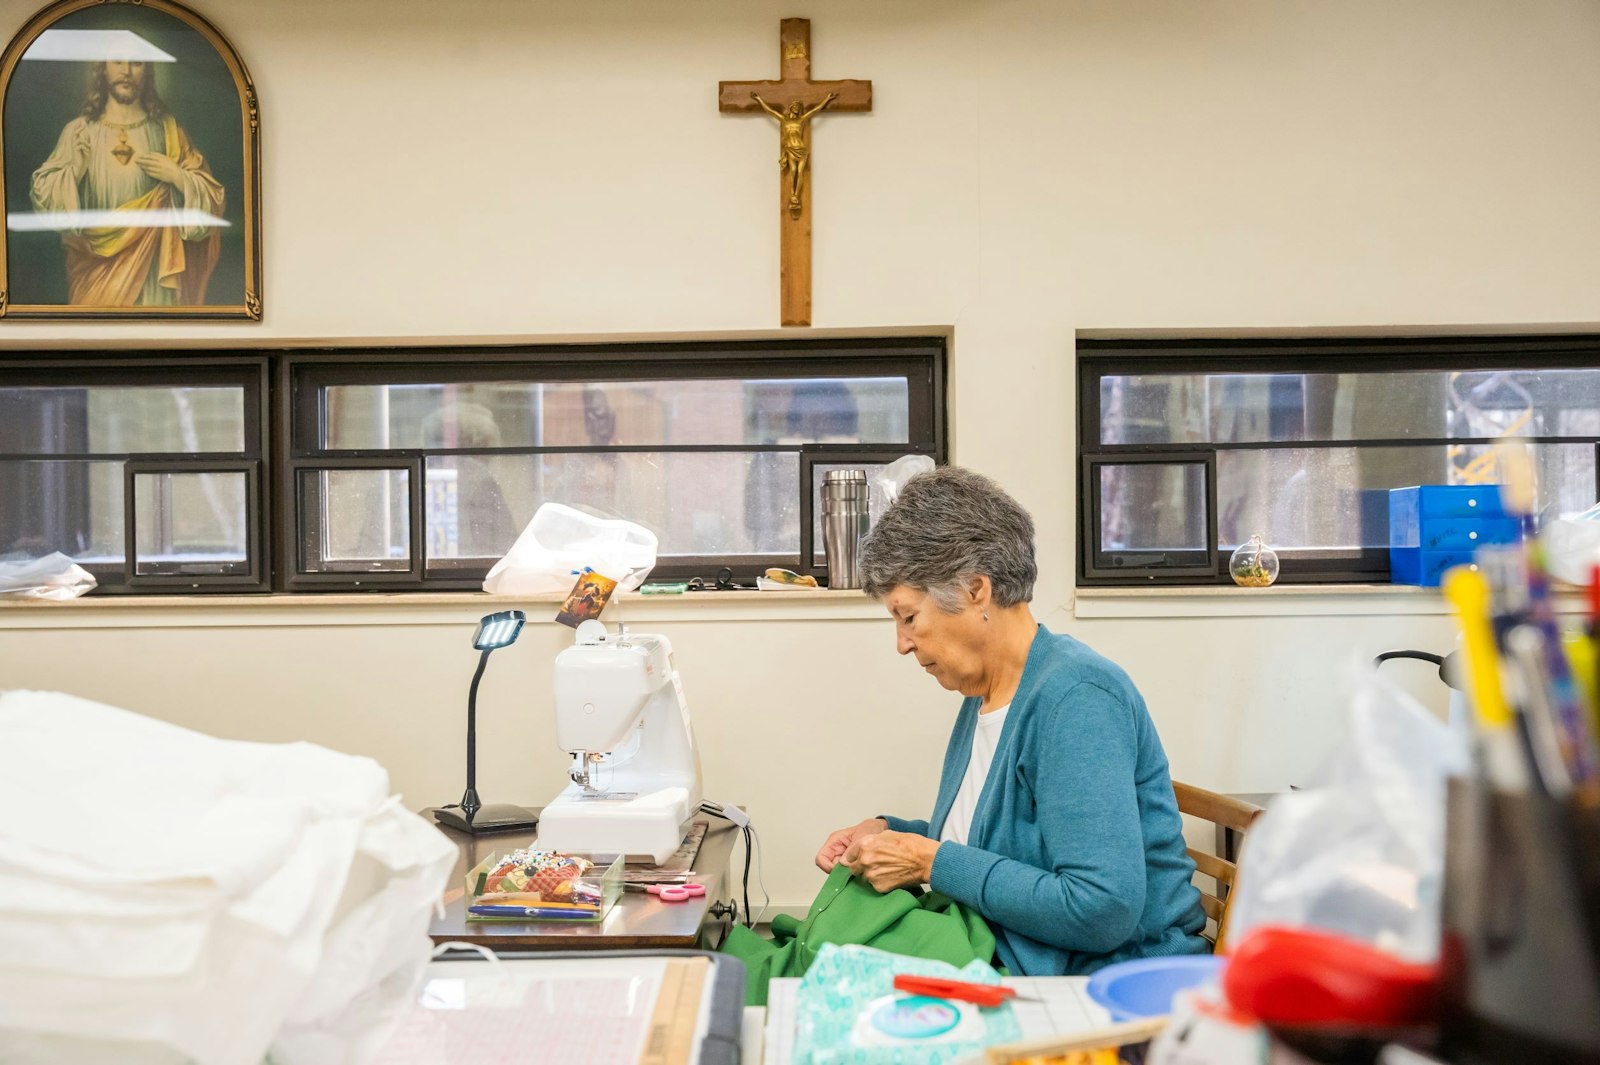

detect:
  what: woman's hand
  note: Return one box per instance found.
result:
[815,817,889,872]
[842,831,941,893]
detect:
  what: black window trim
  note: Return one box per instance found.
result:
[0,336,946,595]
[1078,333,1600,587]
[1081,451,1218,583]
[286,352,939,457]
[798,448,936,578]
[0,355,271,595]
[283,457,424,589]
[124,459,262,588]
[275,338,946,591]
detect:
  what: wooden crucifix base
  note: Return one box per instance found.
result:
[781,171,812,328]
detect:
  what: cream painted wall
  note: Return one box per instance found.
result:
[3,0,1599,910]
[0,594,1468,914]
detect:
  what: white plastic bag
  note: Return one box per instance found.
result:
[1542,500,1600,586]
[0,691,455,1065]
[1224,662,1470,962]
[869,455,935,527]
[1147,981,1268,1065]
[482,502,658,596]
[0,552,96,600]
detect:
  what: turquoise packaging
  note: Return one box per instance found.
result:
[793,944,1022,1065]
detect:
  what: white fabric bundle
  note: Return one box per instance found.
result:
[0,691,455,1065]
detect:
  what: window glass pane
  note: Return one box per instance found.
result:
[134,471,248,576]
[1216,444,1595,554]
[322,378,910,450]
[424,452,800,563]
[742,379,909,447]
[810,462,889,567]
[298,469,411,573]
[1097,463,1208,562]
[542,452,800,557]
[0,386,245,454]
[1100,369,1600,445]
[1526,442,1599,522]
[0,460,123,563]
[425,455,526,562]
[699,452,799,557]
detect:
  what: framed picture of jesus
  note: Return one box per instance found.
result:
[0,0,260,319]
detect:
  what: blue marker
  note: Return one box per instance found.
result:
[468,905,597,920]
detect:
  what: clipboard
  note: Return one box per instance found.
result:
[379,948,745,1065]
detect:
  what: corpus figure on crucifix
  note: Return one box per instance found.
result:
[752,91,836,219]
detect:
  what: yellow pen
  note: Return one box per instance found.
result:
[1442,565,1527,790]
[1569,633,1600,739]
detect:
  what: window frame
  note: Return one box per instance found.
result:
[1078,334,1600,587]
[284,458,424,588]
[798,448,928,578]
[2,340,945,595]
[125,459,262,586]
[0,355,271,594]
[276,339,944,590]
[1080,451,1218,582]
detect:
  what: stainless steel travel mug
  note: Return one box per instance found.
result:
[821,468,871,589]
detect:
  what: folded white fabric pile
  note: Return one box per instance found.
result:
[0,691,455,1065]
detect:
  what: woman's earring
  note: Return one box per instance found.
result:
[982,612,989,622]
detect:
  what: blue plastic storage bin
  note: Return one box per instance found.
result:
[1414,517,1520,551]
[1390,485,1506,529]
[1389,486,1519,586]
[1390,547,1476,587]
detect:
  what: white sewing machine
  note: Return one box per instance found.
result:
[537,620,704,865]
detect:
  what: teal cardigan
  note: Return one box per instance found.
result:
[882,625,1208,976]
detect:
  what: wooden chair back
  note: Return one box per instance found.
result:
[1172,782,1263,951]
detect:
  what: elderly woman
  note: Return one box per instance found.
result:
[816,466,1207,975]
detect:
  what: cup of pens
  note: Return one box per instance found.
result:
[1441,778,1600,1063]
[1438,548,1600,1063]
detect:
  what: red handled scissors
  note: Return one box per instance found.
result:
[892,975,1033,1008]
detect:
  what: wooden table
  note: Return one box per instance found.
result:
[425,814,741,951]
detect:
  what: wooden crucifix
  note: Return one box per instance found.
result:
[720,19,872,327]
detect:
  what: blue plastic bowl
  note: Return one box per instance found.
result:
[1085,955,1226,1022]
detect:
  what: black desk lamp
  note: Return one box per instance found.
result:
[433,609,542,835]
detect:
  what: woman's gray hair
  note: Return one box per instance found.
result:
[859,466,1036,611]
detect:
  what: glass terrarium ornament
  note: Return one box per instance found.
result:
[1230,533,1280,588]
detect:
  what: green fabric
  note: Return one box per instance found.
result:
[721,864,997,1006]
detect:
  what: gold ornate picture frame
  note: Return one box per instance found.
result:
[0,0,260,319]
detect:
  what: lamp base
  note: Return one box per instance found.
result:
[433,804,541,835]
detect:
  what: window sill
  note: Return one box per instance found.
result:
[1073,583,1587,619]
[0,588,883,629]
